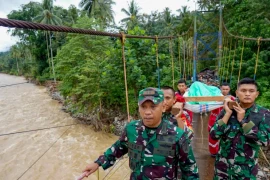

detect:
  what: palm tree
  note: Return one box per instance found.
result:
[79,0,99,17]
[33,0,62,83]
[160,7,179,35]
[197,0,217,11]
[120,0,142,29]
[10,45,21,75]
[79,0,115,24]
[177,6,189,20]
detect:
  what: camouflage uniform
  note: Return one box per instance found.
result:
[162,112,194,140]
[210,104,270,179]
[95,119,199,179]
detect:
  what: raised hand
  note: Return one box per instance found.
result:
[233,102,245,122]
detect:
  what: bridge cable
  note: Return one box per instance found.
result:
[0,123,78,137]
[254,37,261,80]
[17,126,72,179]
[178,36,182,79]
[0,82,28,88]
[229,40,238,85]
[155,35,160,88]
[120,32,130,122]
[238,38,245,83]
[226,37,233,82]
[169,37,175,88]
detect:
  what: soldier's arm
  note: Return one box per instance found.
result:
[183,125,194,140]
[242,110,270,146]
[177,133,199,179]
[94,126,128,170]
[209,110,229,140]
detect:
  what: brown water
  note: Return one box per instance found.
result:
[0,73,214,180]
[0,73,129,180]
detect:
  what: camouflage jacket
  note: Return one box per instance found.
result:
[210,104,270,179]
[95,119,199,180]
[162,112,194,140]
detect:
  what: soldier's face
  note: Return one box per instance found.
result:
[220,85,230,96]
[139,100,163,128]
[177,83,187,94]
[162,89,175,112]
[236,84,259,104]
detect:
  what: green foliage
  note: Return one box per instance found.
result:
[1,0,270,118]
[55,17,113,113]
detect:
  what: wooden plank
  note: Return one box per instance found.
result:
[184,96,225,102]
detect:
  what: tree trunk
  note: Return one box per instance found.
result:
[16,58,20,75]
[49,32,56,83]
[46,31,52,76]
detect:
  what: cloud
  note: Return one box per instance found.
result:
[0,27,18,52]
[0,0,194,52]
[0,0,39,15]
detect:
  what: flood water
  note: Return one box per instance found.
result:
[0,73,129,180]
[0,73,214,180]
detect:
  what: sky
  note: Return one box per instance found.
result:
[0,0,196,52]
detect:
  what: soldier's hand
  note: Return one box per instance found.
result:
[223,97,233,115]
[233,101,245,122]
[78,163,99,180]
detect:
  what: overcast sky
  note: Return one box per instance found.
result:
[0,0,196,52]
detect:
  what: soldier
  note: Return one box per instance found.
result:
[161,86,193,140]
[208,82,235,157]
[210,78,270,179]
[79,87,199,180]
[175,80,193,123]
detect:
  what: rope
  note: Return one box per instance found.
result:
[254,37,261,80]
[200,114,204,144]
[0,123,78,137]
[120,32,130,122]
[123,171,130,180]
[222,17,270,41]
[183,40,186,80]
[189,39,193,81]
[230,41,237,85]
[187,37,191,80]
[17,125,72,179]
[103,158,129,180]
[186,36,189,80]
[101,158,123,179]
[178,36,182,79]
[155,35,160,88]
[260,147,270,166]
[220,35,227,82]
[0,82,28,88]
[169,38,175,88]
[0,18,175,40]
[238,38,245,83]
[226,38,233,82]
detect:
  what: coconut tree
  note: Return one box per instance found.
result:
[10,45,22,75]
[159,7,179,35]
[33,0,62,83]
[79,0,115,25]
[120,0,142,29]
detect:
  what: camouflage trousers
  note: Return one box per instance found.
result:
[214,159,258,180]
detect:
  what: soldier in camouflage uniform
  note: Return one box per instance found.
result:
[80,87,199,180]
[161,86,193,140]
[210,78,270,179]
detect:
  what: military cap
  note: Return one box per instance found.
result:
[138,87,164,105]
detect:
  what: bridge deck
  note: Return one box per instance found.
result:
[192,113,215,179]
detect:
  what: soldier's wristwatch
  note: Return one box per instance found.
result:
[239,118,248,126]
